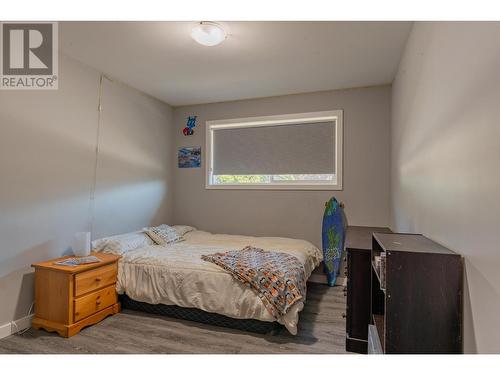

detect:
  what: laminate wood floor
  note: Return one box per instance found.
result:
[0,283,348,354]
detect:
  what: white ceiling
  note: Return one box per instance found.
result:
[60,22,412,106]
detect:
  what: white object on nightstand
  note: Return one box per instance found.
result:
[74,231,91,256]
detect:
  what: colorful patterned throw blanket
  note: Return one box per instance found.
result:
[201,246,306,319]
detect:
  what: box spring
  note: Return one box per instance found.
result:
[119,294,283,335]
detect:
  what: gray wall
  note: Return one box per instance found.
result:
[172,86,392,247]
[391,22,500,353]
[0,55,174,326]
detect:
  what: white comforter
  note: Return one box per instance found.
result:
[116,230,322,334]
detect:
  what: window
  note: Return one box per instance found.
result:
[206,110,343,190]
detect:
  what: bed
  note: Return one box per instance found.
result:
[95,227,322,335]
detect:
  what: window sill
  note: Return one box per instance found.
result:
[205,183,343,191]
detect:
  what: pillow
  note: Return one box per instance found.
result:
[172,225,196,237]
[92,231,154,255]
[143,224,184,246]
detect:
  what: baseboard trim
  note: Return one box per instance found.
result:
[0,314,35,340]
[308,274,345,286]
[0,322,10,339]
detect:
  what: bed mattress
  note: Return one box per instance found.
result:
[116,230,322,334]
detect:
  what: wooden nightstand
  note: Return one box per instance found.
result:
[31,252,121,337]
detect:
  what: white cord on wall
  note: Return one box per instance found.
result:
[11,301,35,335]
[88,74,113,239]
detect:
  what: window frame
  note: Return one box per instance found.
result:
[205,110,343,190]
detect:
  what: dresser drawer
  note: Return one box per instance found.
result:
[75,263,117,296]
[74,285,117,322]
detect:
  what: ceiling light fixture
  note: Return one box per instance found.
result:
[191,22,226,47]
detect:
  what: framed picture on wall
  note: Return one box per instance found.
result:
[178,146,201,168]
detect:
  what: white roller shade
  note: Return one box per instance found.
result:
[212,121,336,175]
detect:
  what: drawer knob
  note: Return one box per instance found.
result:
[95,277,102,282]
[343,291,347,297]
[96,300,101,305]
[341,313,346,319]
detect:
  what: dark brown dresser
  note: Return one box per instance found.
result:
[345,228,463,354]
[344,226,392,353]
[368,233,463,354]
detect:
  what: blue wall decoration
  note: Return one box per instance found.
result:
[183,116,197,136]
[321,197,346,286]
[178,146,201,168]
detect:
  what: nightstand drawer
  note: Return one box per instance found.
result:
[74,285,117,322]
[75,263,117,296]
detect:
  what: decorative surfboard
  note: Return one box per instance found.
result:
[322,197,346,286]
